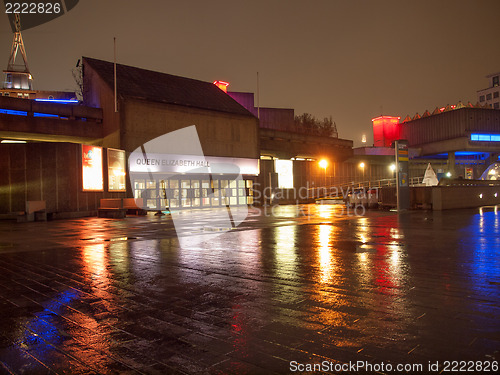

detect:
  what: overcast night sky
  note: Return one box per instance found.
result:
[1,0,499,146]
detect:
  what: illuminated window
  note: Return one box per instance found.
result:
[494,76,500,87]
[275,159,294,189]
[470,134,500,142]
[491,135,500,142]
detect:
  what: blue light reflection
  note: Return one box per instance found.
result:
[21,289,81,362]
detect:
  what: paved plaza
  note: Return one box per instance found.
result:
[0,205,498,374]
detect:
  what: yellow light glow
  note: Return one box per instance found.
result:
[112,168,126,176]
[359,162,365,169]
[389,164,396,172]
[1,140,26,144]
[319,159,328,169]
[318,224,334,284]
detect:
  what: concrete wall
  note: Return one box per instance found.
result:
[258,108,295,132]
[260,128,352,160]
[0,143,125,217]
[82,61,121,149]
[432,186,500,210]
[380,185,500,210]
[121,99,260,158]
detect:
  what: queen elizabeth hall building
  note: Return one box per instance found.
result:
[0,57,260,217]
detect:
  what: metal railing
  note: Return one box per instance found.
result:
[309,176,425,199]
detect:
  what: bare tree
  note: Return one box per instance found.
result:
[72,60,83,101]
[294,113,339,137]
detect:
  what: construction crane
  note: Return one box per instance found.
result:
[4,13,33,90]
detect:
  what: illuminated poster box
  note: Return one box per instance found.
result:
[275,159,294,189]
[82,145,103,191]
[108,148,126,191]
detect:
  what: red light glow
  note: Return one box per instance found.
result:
[371,116,401,147]
[213,80,230,93]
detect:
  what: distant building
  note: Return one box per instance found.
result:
[477,72,500,110]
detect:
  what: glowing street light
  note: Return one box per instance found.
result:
[319,159,328,187]
[359,162,365,182]
[389,163,396,172]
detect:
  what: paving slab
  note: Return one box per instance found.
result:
[0,205,498,374]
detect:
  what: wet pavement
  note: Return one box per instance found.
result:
[0,204,498,374]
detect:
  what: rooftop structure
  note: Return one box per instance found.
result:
[3,14,32,90]
[477,71,500,110]
[83,57,251,117]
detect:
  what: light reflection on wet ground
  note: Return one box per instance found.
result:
[0,204,498,374]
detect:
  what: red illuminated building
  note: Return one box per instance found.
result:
[371,115,401,147]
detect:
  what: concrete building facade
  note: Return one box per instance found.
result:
[1,57,356,216]
[357,104,500,184]
[478,72,500,110]
[227,90,353,203]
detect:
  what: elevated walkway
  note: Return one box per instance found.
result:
[0,96,103,144]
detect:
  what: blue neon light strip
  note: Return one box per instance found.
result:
[35,99,79,104]
[470,134,500,142]
[0,109,27,116]
[34,112,59,118]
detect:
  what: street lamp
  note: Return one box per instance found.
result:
[359,162,365,184]
[319,159,328,187]
[389,163,396,185]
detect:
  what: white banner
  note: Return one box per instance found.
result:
[129,153,259,175]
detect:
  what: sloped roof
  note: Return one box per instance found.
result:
[83,57,254,117]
